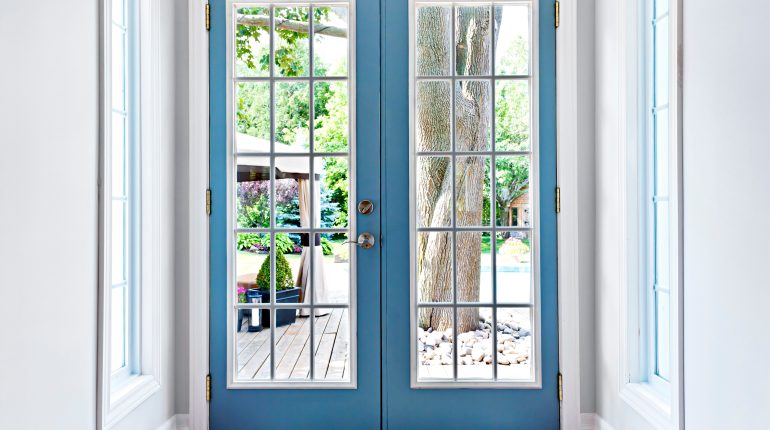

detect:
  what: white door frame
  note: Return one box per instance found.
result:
[186,1,582,428]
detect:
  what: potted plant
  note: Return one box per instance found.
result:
[246,251,300,327]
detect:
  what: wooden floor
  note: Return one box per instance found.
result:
[236,308,349,381]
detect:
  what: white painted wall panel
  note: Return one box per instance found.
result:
[0,2,98,429]
[683,1,770,427]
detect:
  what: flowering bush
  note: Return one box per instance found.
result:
[499,237,530,262]
[237,286,247,303]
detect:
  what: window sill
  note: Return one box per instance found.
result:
[104,375,160,429]
[620,382,674,430]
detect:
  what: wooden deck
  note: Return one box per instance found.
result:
[236,308,349,381]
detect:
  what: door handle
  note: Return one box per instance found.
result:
[346,232,375,249]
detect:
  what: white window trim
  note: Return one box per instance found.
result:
[619,0,683,428]
[97,0,163,427]
[224,0,358,390]
[408,0,542,389]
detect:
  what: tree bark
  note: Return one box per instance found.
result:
[417,6,497,333]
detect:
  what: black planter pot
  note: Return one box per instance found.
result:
[246,287,301,327]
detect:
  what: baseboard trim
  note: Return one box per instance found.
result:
[580,413,614,430]
[157,414,190,430]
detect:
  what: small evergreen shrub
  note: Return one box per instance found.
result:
[255,252,295,291]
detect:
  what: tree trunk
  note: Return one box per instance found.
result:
[417,6,497,333]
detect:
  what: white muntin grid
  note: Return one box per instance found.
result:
[225,0,357,389]
[409,0,541,388]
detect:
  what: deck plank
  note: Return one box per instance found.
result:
[274,316,313,380]
[237,323,291,379]
[326,309,349,380]
[257,315,308,379]
[290,312,332,379]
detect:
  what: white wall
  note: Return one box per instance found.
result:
[683,1,770,427]
[0,2,98,429]
[594,0,770,428]
[0,1,187,428]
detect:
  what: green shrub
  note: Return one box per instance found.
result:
[255,252,295,292]
[321,237,333,256]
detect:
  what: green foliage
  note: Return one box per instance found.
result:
[321,237,333,256]
[255,251,295,291]
[238,194,270,229]
[237,233,263,251]
[236,233,296,254]
[234,8,350,231]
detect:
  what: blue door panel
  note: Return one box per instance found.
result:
[209,0,382,427]
[380,0,559,428]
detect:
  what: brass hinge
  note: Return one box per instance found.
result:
[555,1,560,29]
[206,189,212,215]
[555,187,561,214]
[206,374,212,401]
[205,3,211,31]
[557,372,563,401]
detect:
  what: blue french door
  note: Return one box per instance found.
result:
[209,0,381,427]
[380,0,559,428]
[210,0,557,428]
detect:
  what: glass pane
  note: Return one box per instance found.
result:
[315,156,348,229]
[495,156,530,227]
[455,5,492,76]
[274,7,310,77]
[496,231,532,303]
[494,4,530,76]
[235,306,271,380]
[415,5,452,76]
[655,0,669,17]
[415,80,451,152]
[313,308,350,380]
[112,0,124,26]
[458,307,493,379]
[274,157,308,229]
[236,232,271,303]
[111,113,126,196]
[655,292,671,380]
[417,307,454,379]
[417,156,452,227]
[313,6,349,77]
[417,232,453,303]
[275,81,310,151]
[496,307,533,380]
[495,80,530,151]
[235,7,271,77]
[655,108,670,196]
[235,82,271,152]
[455,156,490,226]
[111,200,126,284]
[315,233,349,304]
[236,157,271,229]
[655,16,669,106]
[274,308,310,381]
[655,201,670,286]
[456,232,491,303]
[110,287,126,372]
[111,28,125,110]
[314,81,349,152]
[455,80,492,151]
